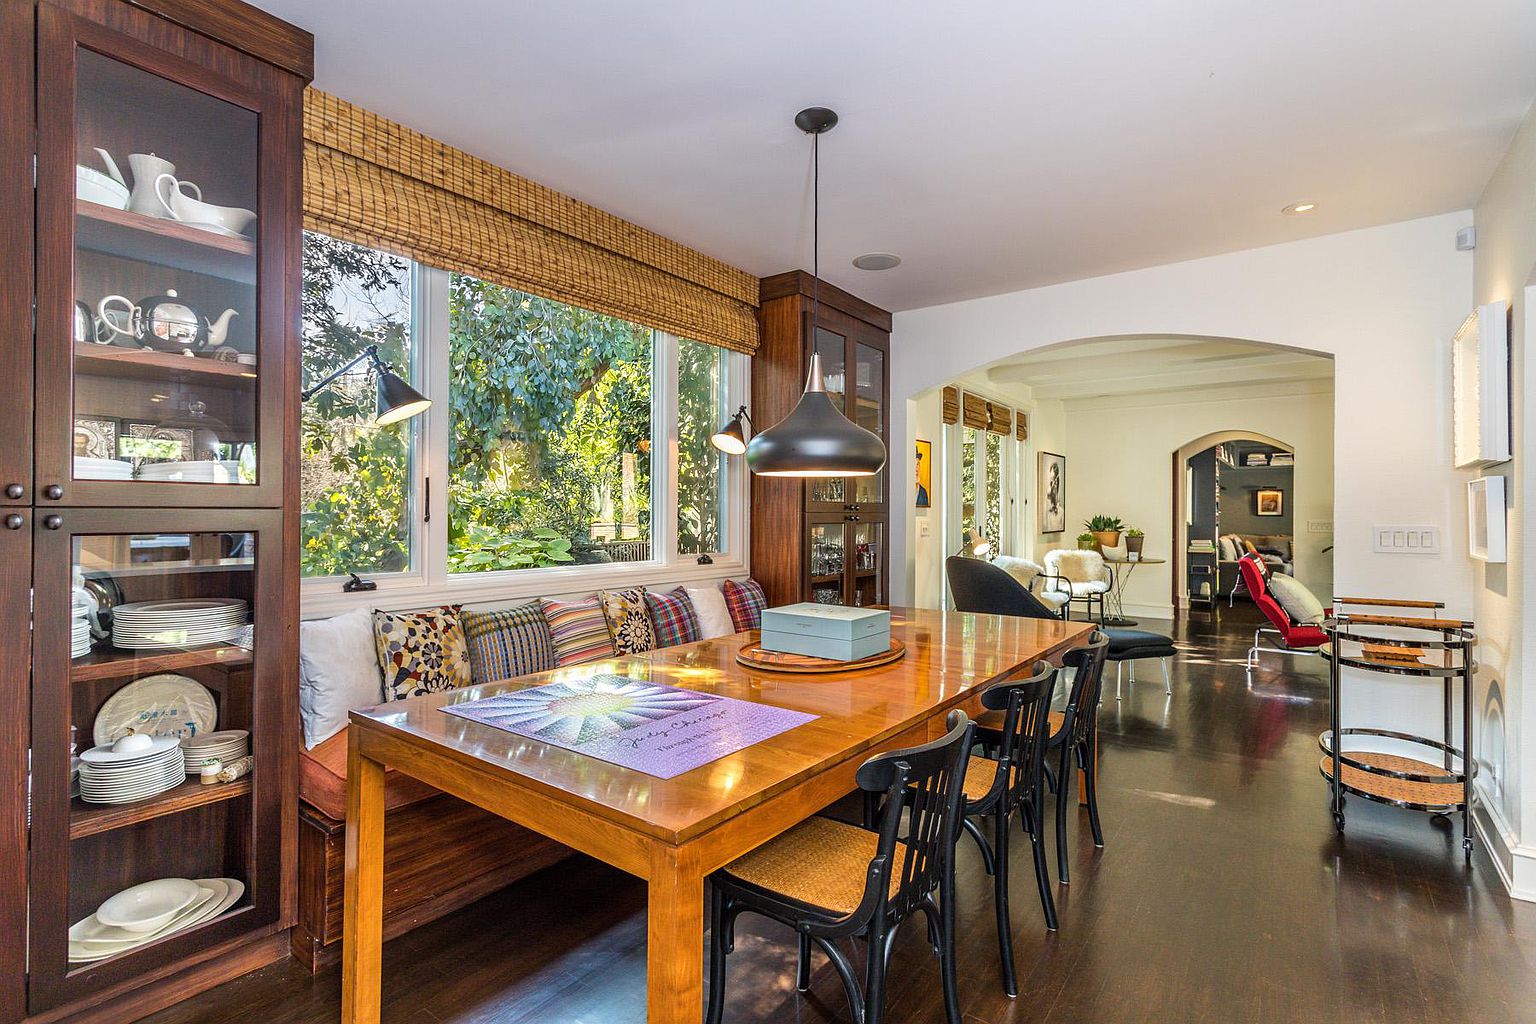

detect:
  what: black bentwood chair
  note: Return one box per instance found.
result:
[957,660,1059,997]
[705,711,976,1024]
[1046,632,1111,885]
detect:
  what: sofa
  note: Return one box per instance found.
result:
[291,578,763,970]
[1218,533,1293,601]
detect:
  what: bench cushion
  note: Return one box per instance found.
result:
[299,729,441,821]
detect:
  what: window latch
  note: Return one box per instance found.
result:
[424,476,431,523]
[696,553,714,565]
[343,573,377,593]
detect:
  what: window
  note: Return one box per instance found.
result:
[447,274,653,573]
[300,235,418,578]
[984,431,1003,553]
[298,233,745,607]
[961,428,978,539]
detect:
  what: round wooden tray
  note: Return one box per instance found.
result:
[736,637,907,674]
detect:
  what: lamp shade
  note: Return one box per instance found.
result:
[746,352,887,477]
[710,410,749,455]
[959,529,991,558]
[375,369,431,426]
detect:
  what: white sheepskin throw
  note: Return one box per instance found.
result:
[990,555,1042,589]
[1051,549,1103,583]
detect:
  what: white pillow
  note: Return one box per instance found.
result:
[1266,573,1325,625]
[990,555,1041,589]
[684,585,735,639]
[299,607,384,748]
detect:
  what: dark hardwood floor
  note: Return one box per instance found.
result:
[144,605,1536,1024]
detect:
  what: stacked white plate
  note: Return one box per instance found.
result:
[111,598,247,651]
[74,456,133,480]
[68,877,245,963]
[136,461,241,484]
[78,735,185,805]
[180,730,249,773]
[71,618,91,658]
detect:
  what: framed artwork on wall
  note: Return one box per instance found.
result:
[914,439,932,508]
[1039,451,1066,533]
[1452,300,1512,468]
[1255,489,1284,516]
[1468,475,1507,562]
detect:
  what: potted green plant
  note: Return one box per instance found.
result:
[1125,527,1145,558]
[1084,515,1124,551]
[1076,532,1098,551]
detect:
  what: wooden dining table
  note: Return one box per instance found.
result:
[341,606,1093,1024]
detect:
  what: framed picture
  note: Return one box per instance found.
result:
[73,416,118,459]
[1468,476,1507,562]
[1038,451,1066,534]
[1255,489,1284,516]
[1452,300,1511,468]
[914,439,932,508]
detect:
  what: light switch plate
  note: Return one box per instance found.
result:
[1307,520,1333,534]
[1372,525,1440,554]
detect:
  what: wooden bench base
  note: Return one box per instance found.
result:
[292,793,570,971]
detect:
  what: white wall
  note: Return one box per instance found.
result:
[889,212,1476,780]
[1472,99,1536,896]
[1061,382,1334,618]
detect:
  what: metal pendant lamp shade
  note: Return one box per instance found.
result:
[745,105,889,479]
[374,368,431,426]
[710,406,751,455]
[747,352,886,476]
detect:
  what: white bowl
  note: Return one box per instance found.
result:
[96,878,201,933]
[76,167,129,210]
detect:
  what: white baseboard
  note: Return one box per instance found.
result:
[1121,602,1174,622]
[1473,789,1536,902]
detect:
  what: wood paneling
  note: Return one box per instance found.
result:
[0,1,35,509]
[126,0,314,79]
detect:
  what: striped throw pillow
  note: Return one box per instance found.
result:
[540,597,617,667]
[722,578,767,631]
[462,602,556,683]
[647,588,701,648]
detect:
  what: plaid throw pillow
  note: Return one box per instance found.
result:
[461,602,556,683]
[540,597,617,667]
[646,588,701,648]
[599,588,655,654]
[373,605,471,702]
[722,578,766,631]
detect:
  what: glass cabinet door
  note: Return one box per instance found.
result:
[849,519,885,607]
[807,518,848,604]
[28,507,282,1011]
[852,339,886,508]
[35,8,284,507]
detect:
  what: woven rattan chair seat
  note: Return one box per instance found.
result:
[721,816,899,915]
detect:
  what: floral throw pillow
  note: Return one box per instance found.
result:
[722,578,767,632]
[373,605,471,702]
[599,588,655,654]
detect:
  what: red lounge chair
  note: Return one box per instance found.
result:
[1240,553,1329,674]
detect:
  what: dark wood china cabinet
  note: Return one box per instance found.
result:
[751,272,892,608]
[1,2,310,1020]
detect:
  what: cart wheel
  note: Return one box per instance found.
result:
[1463,835,1474,862]
[1333,812,1346,833]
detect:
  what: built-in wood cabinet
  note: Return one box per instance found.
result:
[752,272,891,607]
[2,2,309,1020]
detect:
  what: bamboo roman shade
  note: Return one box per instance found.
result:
[942,386,960,425]
[961,393,988,430]
[301,90,760,354]
[1015,412,1029,442]
[986,401,1012,435]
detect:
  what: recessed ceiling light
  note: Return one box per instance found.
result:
[852,252,901,271]
[1282,201,1318,215]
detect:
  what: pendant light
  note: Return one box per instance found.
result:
[745,107,888,478]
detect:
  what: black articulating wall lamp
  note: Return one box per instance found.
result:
[711,406,753,455]
[301,344,431,426]
[743,106,888,478]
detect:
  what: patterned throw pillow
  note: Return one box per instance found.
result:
[461,602,556,683]
[540,597,617,667]
[373,605,471,702]
[722,578,767,632]
[647,588,701,648]
[599,588,655,654]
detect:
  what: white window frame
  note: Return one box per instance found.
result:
[301,262,750,618]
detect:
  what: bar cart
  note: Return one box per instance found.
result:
[1321,599,1476,863]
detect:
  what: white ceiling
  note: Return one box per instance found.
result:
[256,0,1536,312]
[961,336,1334,404]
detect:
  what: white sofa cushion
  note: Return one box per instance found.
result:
[1267,573,1326,625]
[684,584,735,639]
[299,607,384,748]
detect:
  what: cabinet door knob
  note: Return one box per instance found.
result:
[3,514,22,530]
[3,484,21,500]
[42,515,62,531]
[42,484,63,501]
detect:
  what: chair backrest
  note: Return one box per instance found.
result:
[1239,553,1293,633]
[1060,631,1111,749]
[946,556,1059,619]
[856,709,975,919]
[1045,548,1109,585]
[978,660,1058,810]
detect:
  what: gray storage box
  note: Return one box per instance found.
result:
[759,603,891,661]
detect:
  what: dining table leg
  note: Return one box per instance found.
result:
[342,730,387,1024]
[647,842,706,1024]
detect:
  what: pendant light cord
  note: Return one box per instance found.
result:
[811,128,820,339]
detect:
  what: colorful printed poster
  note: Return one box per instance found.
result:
[441,674,817,779]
